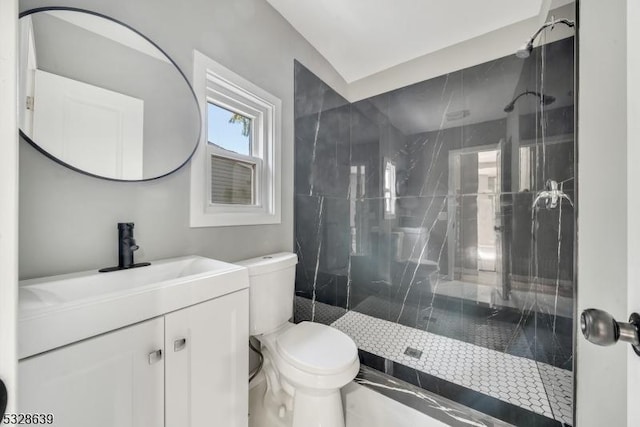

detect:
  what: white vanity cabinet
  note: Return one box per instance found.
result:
[18,289,249,427]
[165,289,248,427]
[19,317,166,427]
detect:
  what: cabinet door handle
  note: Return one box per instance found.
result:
[148,349,163,365]
[174,338,187,352]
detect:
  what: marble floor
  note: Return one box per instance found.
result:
[249,375,446,427]
[249,369,511,427]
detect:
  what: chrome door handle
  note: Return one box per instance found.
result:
[148,349,163,364]
[580,308,640,356]
[173,338,187,352]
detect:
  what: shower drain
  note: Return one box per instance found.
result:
[404,347,423,359]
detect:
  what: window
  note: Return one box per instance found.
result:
[190,51,281,227]
[383,159,396,219]
[207,103,256,205]
[350,165,369,255]
[519,145,533,192]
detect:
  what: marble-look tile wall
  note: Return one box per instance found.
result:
[294,37,575,426]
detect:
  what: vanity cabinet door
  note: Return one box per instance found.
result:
[18,318,165,427]
[165,289,249,427]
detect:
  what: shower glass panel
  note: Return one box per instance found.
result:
[294,29,575,426]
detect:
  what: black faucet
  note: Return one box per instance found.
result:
[99,223,151,273]
[118,222,139,268]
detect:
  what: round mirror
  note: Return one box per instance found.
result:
[18,8,200,181]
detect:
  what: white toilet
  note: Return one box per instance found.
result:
[237,252,359,427]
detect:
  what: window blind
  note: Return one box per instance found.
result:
[211,155,254,205]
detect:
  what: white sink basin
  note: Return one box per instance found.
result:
[19,256,249,359]
[20,257,237,309]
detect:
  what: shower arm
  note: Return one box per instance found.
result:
[505,90,553,111]
[512,91,544,103]
[528,18,575,48]
[517,17,576,58]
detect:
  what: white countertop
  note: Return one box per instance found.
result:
[19,256,249,359]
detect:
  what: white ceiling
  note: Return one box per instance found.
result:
[266,0,548,83]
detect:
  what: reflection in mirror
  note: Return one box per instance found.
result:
[383,159,396,219]
[18,8,200,181]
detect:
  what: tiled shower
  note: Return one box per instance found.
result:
[294,36,575,427]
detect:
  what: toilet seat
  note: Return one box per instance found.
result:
[276,322,358,375]
[258,322,360,391]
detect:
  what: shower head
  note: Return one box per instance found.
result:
[504,91,556,113]
[515,42,533,59]
[515,18,575,59]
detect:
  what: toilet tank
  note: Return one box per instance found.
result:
[393,227,429,262]
[235,252,298,335]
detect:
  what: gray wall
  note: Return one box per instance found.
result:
[19,0,348,279]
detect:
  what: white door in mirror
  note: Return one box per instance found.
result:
[32,69,144,179]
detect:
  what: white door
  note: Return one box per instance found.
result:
[32,69,144,179]
[18,318,165,427]
[0,0,18,418]
[628,3,640,426]
[577,1,639,426]
[18,15,36,135]
[165,290,249,427]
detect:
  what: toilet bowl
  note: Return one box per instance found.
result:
[236,253,359,427]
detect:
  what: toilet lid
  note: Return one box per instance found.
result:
[276,322,358,375]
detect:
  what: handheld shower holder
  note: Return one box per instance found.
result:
[532,179,573,210]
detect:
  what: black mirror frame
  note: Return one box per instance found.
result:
[18,6,202,182]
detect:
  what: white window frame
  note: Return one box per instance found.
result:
[191,50,281,227]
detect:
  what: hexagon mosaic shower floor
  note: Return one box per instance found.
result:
[331,310,573,425]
